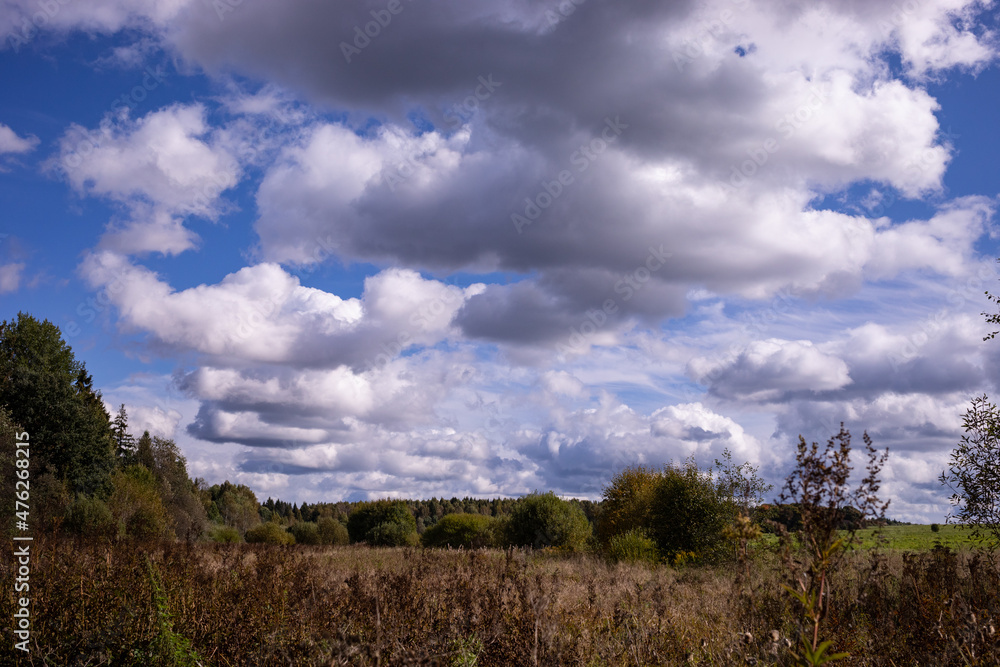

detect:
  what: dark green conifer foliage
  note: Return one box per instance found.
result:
[0,313,115,494]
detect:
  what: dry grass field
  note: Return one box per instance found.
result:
[3,536,1000,666]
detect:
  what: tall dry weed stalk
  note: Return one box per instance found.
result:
[777,424,888,665]
[5,520,1000,664]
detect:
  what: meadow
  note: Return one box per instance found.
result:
[849,523,981,551]
[748,523,985,553]
[3,529,998,666]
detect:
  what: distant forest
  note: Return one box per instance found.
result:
[1,311,902,554]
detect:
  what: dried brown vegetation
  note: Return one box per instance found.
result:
[3,537,1000,666]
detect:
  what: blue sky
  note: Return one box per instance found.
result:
[1,0,999,520]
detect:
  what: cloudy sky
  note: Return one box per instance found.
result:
[1,0,999,520]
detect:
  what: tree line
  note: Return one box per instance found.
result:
[3,310,996,562]
[0,312,770,557]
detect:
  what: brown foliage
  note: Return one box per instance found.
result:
[1,537,999,665]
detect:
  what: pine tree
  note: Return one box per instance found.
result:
[136,431,155,471]
[0,313,115,494]
[111,404,137,466]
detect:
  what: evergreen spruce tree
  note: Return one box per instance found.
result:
[0,313,115,494]
[111,404,137,466]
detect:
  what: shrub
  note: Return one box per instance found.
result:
[422,513,496,548]
[347,500,418,546]
[596,465,659,547]
[33,472,72,533]
[317,516,350,545]
[606,528,659,565]
[931,523,940,533]
[288,521,321,545]
[208,525,241,543]
[107,465,170,540]
[65,494,116,539]
[368,520,419,547]
[599,455,768,561]
[504,492,591,551]
[488,515,511,547]
[648,460,736,563]
[245,522,294,545]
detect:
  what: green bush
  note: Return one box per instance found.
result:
[599,457,769,563]
[288,521,321,545]
[347,500,418,546]
[488,515,511,547]
[317,516,350,545]
[65,494,116,539]
[931,523,941,533]
[422,513,496,548]
[596,466,659,547]
[107,465,170,540]
[208,525,241,543]
[368,520,419,547]
[606,528,660,565]
[649,461,735,563]
[244,522,294,545]
[504,492,591,551]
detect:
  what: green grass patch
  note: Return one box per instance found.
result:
[849,524,979,551]
[749,524,982,553]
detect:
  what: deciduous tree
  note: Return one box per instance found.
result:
[346,499,418,546]
[940,394,1000,546]
[211,482,261,536]
[505,491,591,551]
[421,513,496,548]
